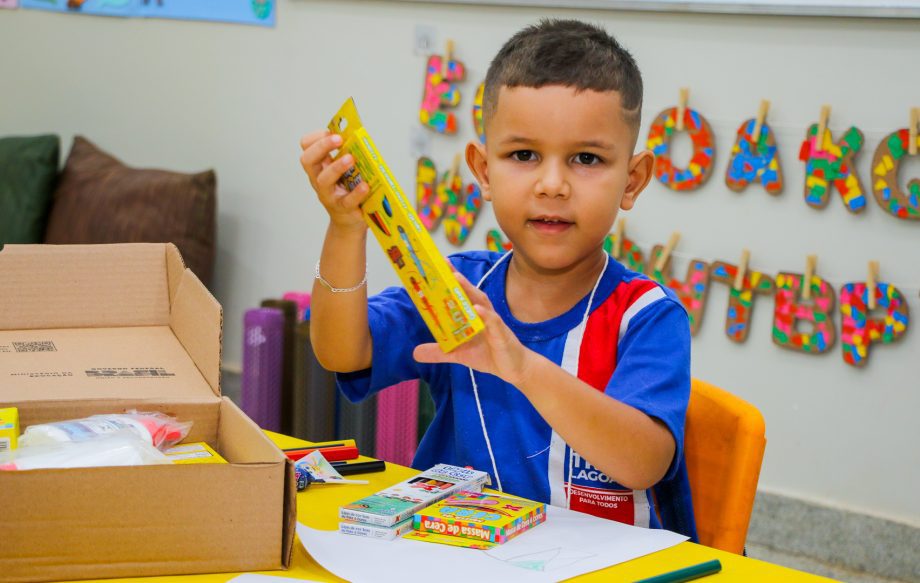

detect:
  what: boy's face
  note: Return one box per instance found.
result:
[468,85,652,273]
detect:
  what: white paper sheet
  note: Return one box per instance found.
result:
[297,505,687,582]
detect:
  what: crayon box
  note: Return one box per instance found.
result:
[339,463,490,527]
[409,491,546,548]
[327,98,485,352]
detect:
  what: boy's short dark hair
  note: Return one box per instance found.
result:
[483,19,643,137]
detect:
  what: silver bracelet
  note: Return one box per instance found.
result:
[314,260,367,293]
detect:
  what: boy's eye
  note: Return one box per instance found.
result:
[511,150,536,162]
[574,153,601,165]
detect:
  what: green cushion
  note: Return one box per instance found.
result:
[0,134,60,245]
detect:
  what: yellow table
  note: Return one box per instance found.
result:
[70,432,834,582]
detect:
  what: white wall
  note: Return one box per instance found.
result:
[2,1,918,525]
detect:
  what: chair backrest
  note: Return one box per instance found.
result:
[684,378,766,554]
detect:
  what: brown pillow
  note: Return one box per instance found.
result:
[45,136,216,286]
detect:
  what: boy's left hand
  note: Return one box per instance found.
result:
[413,272,535,387]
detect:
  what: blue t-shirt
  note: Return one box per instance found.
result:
[338,251,697,538]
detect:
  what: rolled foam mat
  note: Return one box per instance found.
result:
[291,321,337,442]
[375,379,420,466]
[241,307,284,432]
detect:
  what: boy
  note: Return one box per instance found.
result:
[300,19,696,538]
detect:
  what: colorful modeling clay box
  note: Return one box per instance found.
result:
[408,491,546,549]
[328,97,485,352]
[0,244,296,582]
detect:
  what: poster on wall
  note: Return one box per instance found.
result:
[0,0,18,8]
[19,0,275,27]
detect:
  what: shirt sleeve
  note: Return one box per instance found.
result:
[335,285,433,403]
[605,296,692,482]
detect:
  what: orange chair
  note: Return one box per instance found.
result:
[684,378,766,554]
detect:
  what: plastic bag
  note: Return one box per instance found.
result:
[0,430,171,470]
[19,411,192,450]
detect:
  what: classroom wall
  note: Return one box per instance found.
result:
[2,1,918,526]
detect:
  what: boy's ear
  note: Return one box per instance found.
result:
[620,149,655,211]
[466,140,491,201]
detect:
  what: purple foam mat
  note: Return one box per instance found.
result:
[375,380,420,466]
[242,308,284,432]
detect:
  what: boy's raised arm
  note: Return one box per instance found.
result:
[300,130,373,373]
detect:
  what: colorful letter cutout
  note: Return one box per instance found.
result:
[646,246,710,336]
[443,182,483,246]
[773,273,836,354]
[604,233,645,274]
[839,282,909,367]
[420,54,465,134]
[416,157,442,230]
[416,157,483,246]
[647,107,715,191]
[725,119,783,194]
[799,124,866,213]
[486,229,512,253]
[472,82,486,144]
[710,261,776,343]
[871,128,920,220]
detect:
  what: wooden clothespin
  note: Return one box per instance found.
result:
[867,260,879,310]
[654,232,681,273]
[751,100,770,142]
[447,153,461,186]
[815,105,830,153]
[613,218,625,258]
[676,88,690,131]
[443,39,454,77]
[802,254,817,300]
[910,107,918,156]
[733,249,750,291]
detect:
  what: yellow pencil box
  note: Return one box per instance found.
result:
[327,97,484,352]
[0,407,19,453]
[164,442,227,465]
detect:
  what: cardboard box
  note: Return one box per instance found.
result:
[0,243,295,582]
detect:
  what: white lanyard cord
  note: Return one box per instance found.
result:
[469,250,513,493]
[469,250,610,505]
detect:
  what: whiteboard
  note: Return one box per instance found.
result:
[392,0,920,18]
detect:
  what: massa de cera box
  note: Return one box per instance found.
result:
[408,491,546,549]
[328,97,485,352]
[339,463,490,527]
[0,244,296,583]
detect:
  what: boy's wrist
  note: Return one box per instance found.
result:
[327,220,368,240]
[509,349,546,393]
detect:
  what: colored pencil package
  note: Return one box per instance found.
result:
[408,491,546,549]
[339,463,490,527]
[327,98,485,352]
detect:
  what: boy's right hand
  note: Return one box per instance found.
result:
[300,130,371,232]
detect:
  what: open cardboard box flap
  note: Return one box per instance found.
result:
[0,243,220,402]
[0,244,295,582]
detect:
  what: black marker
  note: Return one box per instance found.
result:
[330,459,387,475]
